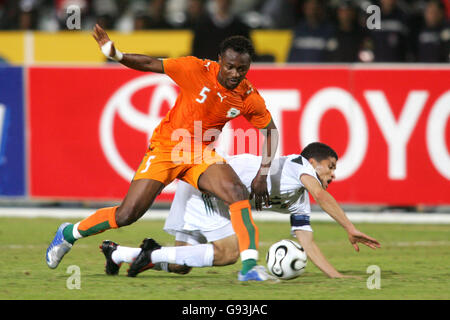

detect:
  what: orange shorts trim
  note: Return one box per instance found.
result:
[133,144,226,190]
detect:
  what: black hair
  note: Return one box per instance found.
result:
[301,142,338,161]
[218,35,255,60]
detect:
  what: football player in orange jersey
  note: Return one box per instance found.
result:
[46,24,279,281]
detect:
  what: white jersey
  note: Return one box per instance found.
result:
[164,154,321,238]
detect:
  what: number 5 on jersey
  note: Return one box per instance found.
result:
[196,87,211,104]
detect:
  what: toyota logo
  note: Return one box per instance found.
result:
[99,73,178,190]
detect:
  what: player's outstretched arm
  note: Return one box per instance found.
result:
[300,174,381,252]
[92,24,164,73]
[295,230,348,278]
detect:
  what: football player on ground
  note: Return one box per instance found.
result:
[101,142,381,279]
[46,24,279,281]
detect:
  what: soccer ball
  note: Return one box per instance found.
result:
[266,239,307,280]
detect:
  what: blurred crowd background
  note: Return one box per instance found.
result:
[0,0,449,63]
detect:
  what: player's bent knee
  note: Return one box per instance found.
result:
[227,182,249,203]
[213,244,239,266]
[222,249,239,265]
[228,248,240,265]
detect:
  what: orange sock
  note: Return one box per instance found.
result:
[77,206,119,237]
[229,200,259,262]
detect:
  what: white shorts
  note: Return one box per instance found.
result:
[174,223,236,245]
[164,180,234,243]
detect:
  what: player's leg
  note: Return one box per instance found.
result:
[160,232,199,274]
[197,163,260,276]
[128,232,214,277]
[155,187,239,273]
[99,239,144,275]
[99,240,128,275]
[101,239,193,275]
[203,223,275,281]
[166,241,192,274]
[126,227,238,277]
[101,236,238,276]
[68,178,164,241]
[162,234,239,271]
[46,146,178,269]
[46,179,165,269]
[208,234,239,266]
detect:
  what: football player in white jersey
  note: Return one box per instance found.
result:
[100,142,380,279]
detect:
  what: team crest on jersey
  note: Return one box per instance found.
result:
[226,108,240,118]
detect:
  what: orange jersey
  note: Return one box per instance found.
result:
[149,56,272,149]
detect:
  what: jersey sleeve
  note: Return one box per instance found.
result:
[300,162,322,187]
[243,89,272,129]
[287,155,321,186]
[162,56,202,88]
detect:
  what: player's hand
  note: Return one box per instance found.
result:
[92,24,116,57]
[347,228,381,252]
[250,173,270,211]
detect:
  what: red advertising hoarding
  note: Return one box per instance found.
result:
[28,65,450,205]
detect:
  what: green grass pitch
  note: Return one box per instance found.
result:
[0,217,449,300]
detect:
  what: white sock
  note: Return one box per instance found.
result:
[151,244,214,267]
[111,246,141,265]
[72,222,83,240]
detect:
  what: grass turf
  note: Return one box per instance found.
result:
[0,217,449,300]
